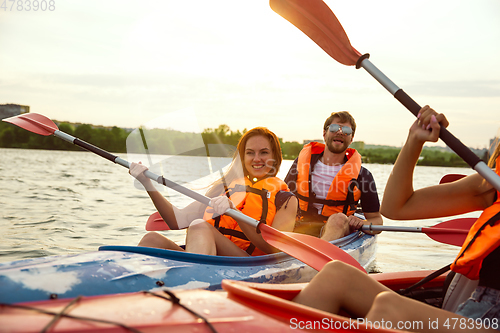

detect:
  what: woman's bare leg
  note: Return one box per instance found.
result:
[185,220,249,257]
[367,291,496,332]
[293,261,390,317]
[138,231,185,251]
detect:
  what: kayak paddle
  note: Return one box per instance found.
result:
[3,113,366,273]
[146,211,171,231]
[439,174,466,184]
[362,218,476,247]
[269,0,500,193]
[149,209,474,247]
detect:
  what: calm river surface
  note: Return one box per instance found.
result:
[0,148,479,272]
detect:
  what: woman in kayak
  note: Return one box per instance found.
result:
[292,106,500,332]
[130,127,298,256]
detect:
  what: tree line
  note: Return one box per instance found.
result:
[0,120,481,167]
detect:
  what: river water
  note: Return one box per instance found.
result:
[0,148,480,273]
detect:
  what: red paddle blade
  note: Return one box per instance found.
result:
[270,0,361,66]
[2,113,58,136]
[434,218,476,231]
[424,218,476,247]
[259,224,366,273]
[439,174,466,184]
[145,212,171,231]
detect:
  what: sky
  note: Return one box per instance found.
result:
[1,0,500,149]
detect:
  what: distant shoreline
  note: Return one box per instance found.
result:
[0,121,486,167]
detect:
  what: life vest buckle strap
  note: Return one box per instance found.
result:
[296,192,356,206]
[217,227,249,241]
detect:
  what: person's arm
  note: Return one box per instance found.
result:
[348,168,383,234]
[380,106,494,220]
[129,162,205,229]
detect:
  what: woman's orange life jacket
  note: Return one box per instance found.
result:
[451,156,500,280]
[203,176,289,256]
[295,142,361,221]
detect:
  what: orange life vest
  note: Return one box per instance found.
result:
[203,177,289,256]
[450,156,500,280]
[295,142,361,221]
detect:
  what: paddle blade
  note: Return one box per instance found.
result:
[145,212,170,231]
[270,0,361,66]
[259,224,366,273]
[2,113,58,136]
[424,218,476,247]
[439,174,466,184]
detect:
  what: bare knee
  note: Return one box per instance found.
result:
[326,213,349,229]
[139,231,163,246]
[366,291,404,322]
[321,213,349,241]
[187,219,213,233]
[138,231,181,250]
[316,260,357,285]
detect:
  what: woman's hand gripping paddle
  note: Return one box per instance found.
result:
[3,112,366,273]
[269,0,500,192]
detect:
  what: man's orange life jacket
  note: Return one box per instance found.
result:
[295,142,361,221]
[451,155,500,280]
[203,176,289,256]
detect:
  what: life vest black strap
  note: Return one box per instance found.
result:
[343,179,358,214]
[296,192,359,210]
[296,192,355,206]
[217,227,249,241]
[245,243,256,255]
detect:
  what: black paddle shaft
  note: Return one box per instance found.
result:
[74,138,118,163]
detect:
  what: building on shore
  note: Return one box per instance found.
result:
[490,135,499,159]
[0,104,30,120]
[303,139,324,144]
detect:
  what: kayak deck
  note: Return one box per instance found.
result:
[0,289,303,332]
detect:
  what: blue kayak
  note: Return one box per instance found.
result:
[0,231,376,304]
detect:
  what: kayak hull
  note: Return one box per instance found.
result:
[0,232,376,304]
[0,269,445,333]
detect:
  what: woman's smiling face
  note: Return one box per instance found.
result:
[244,135,274,181]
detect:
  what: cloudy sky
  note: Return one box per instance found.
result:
[1,0,499,149]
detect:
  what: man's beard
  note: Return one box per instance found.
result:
[325,136,349,154]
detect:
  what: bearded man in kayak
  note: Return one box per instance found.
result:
[293,106,500,332]
[284,111,383,241]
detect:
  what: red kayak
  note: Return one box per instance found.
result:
[0,270,448,332]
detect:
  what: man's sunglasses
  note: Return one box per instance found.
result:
[328,124,353,135]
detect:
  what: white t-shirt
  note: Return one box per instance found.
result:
[311,160,344,213]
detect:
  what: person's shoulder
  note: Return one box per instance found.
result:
[275,190,297,211]
[359,166,374,177]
